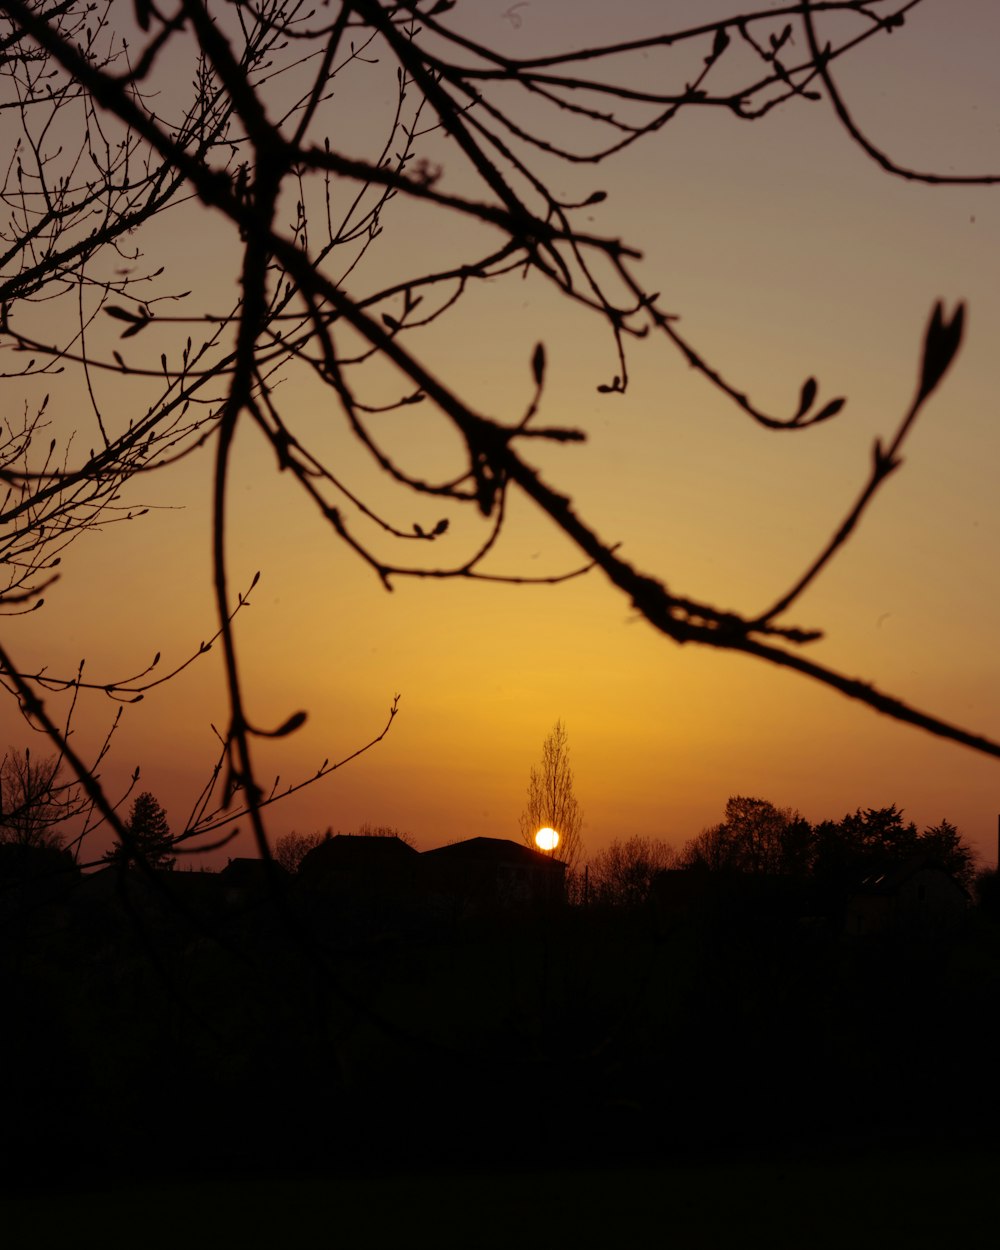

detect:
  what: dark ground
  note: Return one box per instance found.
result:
[3,862,1000,1241]
[3,1148,997,1248]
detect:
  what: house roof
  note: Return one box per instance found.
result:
[854,853,968,897]
[299,834,418,873]
[422,837,565,872]
[221,857,288,884]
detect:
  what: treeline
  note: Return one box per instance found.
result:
[586,796,976,906]
[1,793,998,1180]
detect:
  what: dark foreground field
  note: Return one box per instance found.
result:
[3,1148,997,1248]
[4,861,1000,1242]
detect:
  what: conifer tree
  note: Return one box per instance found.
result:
[106,792,174,870]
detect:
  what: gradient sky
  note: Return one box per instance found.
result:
[2,1,999,867]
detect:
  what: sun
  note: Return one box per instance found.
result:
[535,827,559,852]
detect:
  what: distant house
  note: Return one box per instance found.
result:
[421,837,565,913]
[283,833,566,927]
[220,856,288,907]
[845,856,970,936]
[298,834,420,901]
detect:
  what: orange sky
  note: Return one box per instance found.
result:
[2,1,999,867]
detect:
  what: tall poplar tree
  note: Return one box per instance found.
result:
[518,721,584,871]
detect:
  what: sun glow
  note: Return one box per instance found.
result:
[535,827,559,852]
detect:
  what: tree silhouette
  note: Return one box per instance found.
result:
[919,819,975,888]
[105,791,174,870]
[813,804,918,884]
[352,821,417,847]
[519,720,584,871]
[273,830,327,874]
[588,835,676,907]
[682,796,812,876]
[0,0,296,610]
[0,748,66,849]
[680,797,977,892]
[0,1,997,861]
[0,0,407,861]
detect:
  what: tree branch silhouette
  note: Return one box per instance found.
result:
[0,0,997,866]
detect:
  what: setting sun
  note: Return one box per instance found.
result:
[535,827,560,852]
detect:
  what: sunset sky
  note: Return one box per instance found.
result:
[2,1,999,868]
